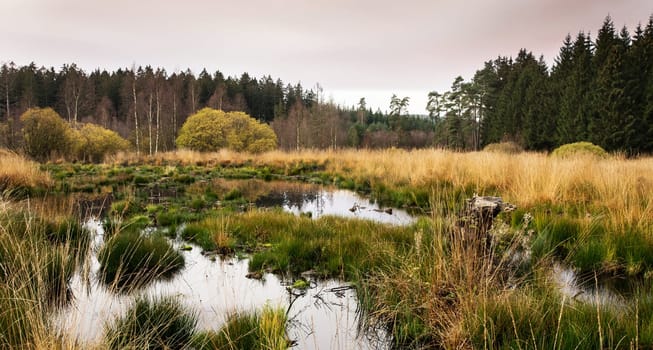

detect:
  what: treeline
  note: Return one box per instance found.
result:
[6,15,649,155]
[0,63,435,155]
[430,15,653,154]
[0,64,289,153]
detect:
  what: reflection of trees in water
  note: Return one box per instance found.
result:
[255,183,331,214]
[284,189,320,211]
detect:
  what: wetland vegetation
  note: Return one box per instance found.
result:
[1,147,652,349]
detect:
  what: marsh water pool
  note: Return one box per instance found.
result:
[254,184,415,226]
[54,181,407,349]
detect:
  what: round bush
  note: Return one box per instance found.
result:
[72,123,131,162]
[551,142,608,158]
[20,108,73,161]
[176,108,277,153]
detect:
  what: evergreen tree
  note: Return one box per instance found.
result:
[589,18,634,151]
[523,56,555,150]
[557,32,593,144]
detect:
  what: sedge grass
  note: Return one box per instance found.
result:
[227,209,414,279]
[0,205,85,348]
[182,215,233,253]
[191,305,288,350]
[98,230,185,291]
[104,296,198,350]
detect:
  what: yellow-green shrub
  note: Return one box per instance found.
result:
[20,108,72,161]
[552,141,608,158]
[176,108,277,153]
[72,123,131,162]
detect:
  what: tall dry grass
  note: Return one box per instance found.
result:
[0,149,53,195]
[0,205,92,349]
[110,148,653,224]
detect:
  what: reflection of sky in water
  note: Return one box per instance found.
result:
[54,219,387,350]
[261,189,416,226]
[552,264,625,307]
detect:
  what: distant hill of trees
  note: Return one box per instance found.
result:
[2,14,652,156]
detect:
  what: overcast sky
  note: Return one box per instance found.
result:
[1,0,651,114]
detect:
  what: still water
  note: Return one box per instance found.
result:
[54,218,388,349]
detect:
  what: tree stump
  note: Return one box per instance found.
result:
[456,195,516,250]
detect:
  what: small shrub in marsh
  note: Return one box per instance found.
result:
[551,141,608,158]
[104,296,198,350]
[483,141,524,154]
[98,231,185,291]
[73,123,131,163]
[20,108,73,161]
[176,108,277,153]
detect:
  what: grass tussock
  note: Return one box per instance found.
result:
[227,210,415,278]
[192,306,288,350]
[359,192,653,348]
[0,149,53,196]
[104,296,198,350]
[465,279,653,349]
[0,205,86,348]
[98,230,185,291]
[182,215,233,253]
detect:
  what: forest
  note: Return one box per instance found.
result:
[1,15,653,155]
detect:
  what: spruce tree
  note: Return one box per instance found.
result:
[557,32,593,144]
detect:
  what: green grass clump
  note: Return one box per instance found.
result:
[551,141,608,158]
[573,225,653,277]
[156,207,190,228]
[231,210,414,278]
[98,231,185,290]
[110,199,143,217]
[104,296,198,350]
[531,217,581,262]
[191,306,287,350]
[181,218,233,252]
[224,188,243,201]
[466,284,653,349]
[173,173,195,184]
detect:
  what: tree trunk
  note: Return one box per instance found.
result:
[132,80,140,155]
[148,93,153,156]
[73,88,80,126]
[173,93,177,140]
[155,89,160,154]
[190,85,196,113]
[5,79,10,123]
